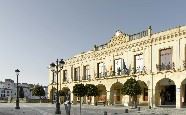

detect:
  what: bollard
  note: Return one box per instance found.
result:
[149,106,151,109]
[104,111,107,115]
[124,109,128,113]
[138,107,140,111]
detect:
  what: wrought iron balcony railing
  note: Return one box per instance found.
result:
[156,62,175,71]
[130,66,147,74]
[115,69,130,76]
[82,75,91,80]
[95,69,129,79]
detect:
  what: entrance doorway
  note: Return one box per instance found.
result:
[160,85,176,105]
[155,78,176,106]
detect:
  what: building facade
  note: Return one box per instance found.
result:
[48,25,186,108]
[0,79,16,99]
[0,79,48,101]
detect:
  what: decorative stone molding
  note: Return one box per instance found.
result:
[65,26,186,65]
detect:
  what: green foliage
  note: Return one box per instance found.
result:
[85,84,98,97]
[73,83,86,97]
[122,78,142,96]
[32,85,45,97]
[19,86,24,98]
[59,88,70,96]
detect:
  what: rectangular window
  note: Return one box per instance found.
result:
[83,65,90,80]
[74,67,80,81]
[160,48,172,65]
[97,62,105,78]
[114,59,122,75]
[159,48,173,71]
[63,70,67,82]
[134,54,144,73]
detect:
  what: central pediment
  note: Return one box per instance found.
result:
[108,30,129,48]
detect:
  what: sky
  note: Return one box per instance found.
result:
[0,0,186,86]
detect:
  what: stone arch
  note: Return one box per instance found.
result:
[110,82,123,105]
[155,78,176,107]
[96,84,107,105]
[137,80,148,106]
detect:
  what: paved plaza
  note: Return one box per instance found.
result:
[0,103,186,115]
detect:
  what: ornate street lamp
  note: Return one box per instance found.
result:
[50,59,65,114]
[50,68,55,104]
[15,69,20,109]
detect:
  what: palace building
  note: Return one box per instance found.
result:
[48,25,186,108]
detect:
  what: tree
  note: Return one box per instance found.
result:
[32,85,45,103]
[73,83,86,115]
[85,84,98,104]
[19,86,24,98]
[59,88,70,97]
[122,77,142,108]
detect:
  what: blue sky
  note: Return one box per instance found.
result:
[0,0,185,85]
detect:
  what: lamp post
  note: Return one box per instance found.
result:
[15,69,20,109]
[51,70,55,104]
[50,59,65,114]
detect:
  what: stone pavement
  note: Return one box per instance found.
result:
[0,103,186,115]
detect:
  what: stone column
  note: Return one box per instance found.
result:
[122,95,131,106]
[106,91,110,105]
[91,96,95,105]
[176,86,181,108]
[148,84,156,107]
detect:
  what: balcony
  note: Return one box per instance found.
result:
[96,73,107,79]
[115,69,129,76]
[156,62,175,71]
[82,75,91,81]
[131,66,147,75]
[95,69,129,79]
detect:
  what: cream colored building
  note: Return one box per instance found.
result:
[48,25,186,108]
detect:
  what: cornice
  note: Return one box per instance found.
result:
[65,25,186,65]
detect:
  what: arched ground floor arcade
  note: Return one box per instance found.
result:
[48,71,186,108]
